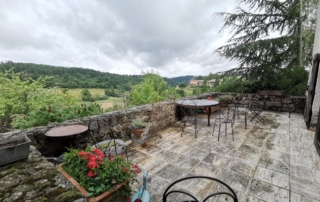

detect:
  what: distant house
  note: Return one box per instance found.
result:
[206,79,216,87]
[189,79,204,86]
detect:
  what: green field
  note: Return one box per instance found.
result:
[66,88,105,96]
[64,88,123,109]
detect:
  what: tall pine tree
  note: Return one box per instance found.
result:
[215,0,317,91]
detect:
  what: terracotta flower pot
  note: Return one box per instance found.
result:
[57,164,128,202]
[131,128,145,139]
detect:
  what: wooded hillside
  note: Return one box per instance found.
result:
[0,61,179,89]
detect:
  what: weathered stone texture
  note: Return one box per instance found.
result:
[0,146,82,202]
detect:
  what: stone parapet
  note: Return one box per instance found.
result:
[0,92,307,156]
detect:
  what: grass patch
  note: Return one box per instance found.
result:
[65,88,105,96]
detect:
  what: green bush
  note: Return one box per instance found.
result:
[12,103,103,130]
[92,94,108,101]
[81,89,94,101]
[0,69,78,132]
[214,76,244,93]
[279,66,308,96]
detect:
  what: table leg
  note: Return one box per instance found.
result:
[208,107,211,126]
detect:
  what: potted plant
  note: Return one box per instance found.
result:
[0,135,31,166]
[216,95,233,108]
[57,146,140,202]
[130,118,148,139]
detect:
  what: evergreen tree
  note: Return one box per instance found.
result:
[215,0,317,91]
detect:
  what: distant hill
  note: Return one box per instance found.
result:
[169,75,194,84]
[0,61,178,90]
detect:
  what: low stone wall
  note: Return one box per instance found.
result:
[0,101,176,156]
[198,92,306,113]
[0,92,306,156]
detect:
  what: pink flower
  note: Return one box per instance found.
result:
[109,155,114,160]
[78,151,91,161]
[122,167,129,173]
[134,169,141,174]
[95,156,103,162]
[87,170,96,178]
[93,148,104,158]
[87,160,99,169]
[132,164,138,169]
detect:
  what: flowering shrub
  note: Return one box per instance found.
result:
[62,146,140,200]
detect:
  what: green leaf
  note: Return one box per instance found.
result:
[88,187,95,192]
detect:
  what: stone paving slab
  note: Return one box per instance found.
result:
[127,111,320,202]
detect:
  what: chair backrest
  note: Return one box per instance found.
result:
[217,103,235,122]
[162,176,238,202]
[88,119,126,159]
[179,100,198,121]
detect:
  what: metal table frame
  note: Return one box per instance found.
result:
[176,99,219,126]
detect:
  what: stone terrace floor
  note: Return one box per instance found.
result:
[127,109,320,202]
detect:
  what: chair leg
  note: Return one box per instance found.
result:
[225,122,227,136]
[195,121,197,139]
[218,123,221,141]
[231,122,234,141]
[244,111,247,130]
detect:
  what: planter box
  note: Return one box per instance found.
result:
[57,164,128,202]
[0,135,31,166]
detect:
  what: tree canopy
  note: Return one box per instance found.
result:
[0,61,179,90]
[0,69,78,132]
[215,0,317,92]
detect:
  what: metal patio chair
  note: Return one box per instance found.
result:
[88,119,128,161]
[212,102,236,141]
[162,176,238,202]
[229,93,243,118]
[178,100,198,138]
[245,95,265,129]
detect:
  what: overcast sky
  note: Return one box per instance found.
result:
[0,0,238,78]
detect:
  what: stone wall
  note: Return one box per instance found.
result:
[198,92,306,113]
[0,101,176,156]
[0,145,83,202]
[0,92,306,156]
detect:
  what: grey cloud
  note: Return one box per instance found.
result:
[0,0,237,77]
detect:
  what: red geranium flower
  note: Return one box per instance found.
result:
[87,170,96,178]
[93,148,104,158]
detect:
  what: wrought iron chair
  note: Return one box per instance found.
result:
[229,93,243,117]
[162,176,238,202]
[244,95,265,129]
[212,102,236,141]
[178,100,198,138]
[88,119,128,161]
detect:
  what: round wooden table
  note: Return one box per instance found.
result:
[176,99,219,126]
[45,125,88,137]
[45,125,88,149]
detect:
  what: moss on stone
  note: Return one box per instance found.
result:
[34,196,49,202]
[47,187,67,198]
[53,190,82,202]
[24,176,41,184]
[0,168,20,178]
[34,179,51,190]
